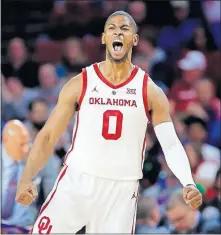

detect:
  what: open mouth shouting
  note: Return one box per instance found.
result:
[112,39,124,56]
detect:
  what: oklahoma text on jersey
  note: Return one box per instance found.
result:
[89,97,137,107]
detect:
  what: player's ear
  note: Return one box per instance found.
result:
[101,33,105,45]
[133,34,139,47]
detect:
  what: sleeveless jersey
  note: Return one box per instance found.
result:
[64,63,150,180]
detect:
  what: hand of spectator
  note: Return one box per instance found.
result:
[183,184,203,209]
[186,102,208,120]
[15,180,38,206]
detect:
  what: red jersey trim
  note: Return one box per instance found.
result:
[78,68,87,109]
[93,63,139,89]
[142,73,151,121]
[64,113,80,164]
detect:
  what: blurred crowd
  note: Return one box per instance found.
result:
[1,0,221,234]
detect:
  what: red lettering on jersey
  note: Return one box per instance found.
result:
[89,98,94,104]
[38,216,52,234]
[113,99,119,106]
[101,98,106,105]
[95,97,100,104]
[89,97,137,107]
[131,100,137,107]
[119,99,123,106]
[106,98,112,105]
[124,100,130,106]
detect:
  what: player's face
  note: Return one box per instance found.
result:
[102,15,139,63]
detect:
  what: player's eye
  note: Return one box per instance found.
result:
[108,27,114,30]
[122,28,129,31]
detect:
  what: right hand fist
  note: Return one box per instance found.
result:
[16,180,38,206]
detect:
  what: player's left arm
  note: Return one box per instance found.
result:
[147,77,202,209]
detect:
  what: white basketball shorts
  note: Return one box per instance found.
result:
[31,164,139,233]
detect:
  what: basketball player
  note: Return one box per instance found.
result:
[16,11,202,233]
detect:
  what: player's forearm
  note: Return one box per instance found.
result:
[21,130,55,181]
[154,122,195,187]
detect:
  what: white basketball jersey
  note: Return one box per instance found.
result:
[64,63,150,180]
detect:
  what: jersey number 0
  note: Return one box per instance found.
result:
[102,110,123,140]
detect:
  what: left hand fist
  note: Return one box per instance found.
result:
[183,184,202,209]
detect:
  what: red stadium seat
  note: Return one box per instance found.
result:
[33,40,64,63]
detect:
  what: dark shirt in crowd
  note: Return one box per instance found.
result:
[2,60,39,88]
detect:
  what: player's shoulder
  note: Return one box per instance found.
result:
[63,73,83,91]
[147,76,167,102]
[59,73,83,103]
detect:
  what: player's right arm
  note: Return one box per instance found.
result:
[16,73,83,205]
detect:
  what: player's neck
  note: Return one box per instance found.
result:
[101,59,134,82]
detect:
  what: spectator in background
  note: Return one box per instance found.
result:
[184,142,204,175]
[2,77,39,121]
[128,1,147,29]
[1,38,39,88]
[136,196,169,234]
[166,189,204,233]
[136,30,167,73]
[203,169,221,212]
[186,26,210,53]
[195,79,220,120]
[133,55,149,72]
[202,0,221,50]
[2,119,61,233]
[2,120,38,229]
[200,171,221,234]
[158,1,201,64]
[38,64,65,110]
[195,79,221,146]
[172,116,188,143]
[2,75,20,121]
[25,98,49,143]
[168,50,207,113]
[104,0,128,16]
[143,166,181,208]
[184,115,220,163]
[47,0,68,40]
[56,37,88,79]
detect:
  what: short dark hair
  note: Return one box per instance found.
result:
[104,11,138,33]
[184,115,207,131]
[28,98,48,112]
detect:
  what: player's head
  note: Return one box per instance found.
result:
[3,120,30,161]
[28,98,49,131]
[166,189,197,232]
[102,11,139,63]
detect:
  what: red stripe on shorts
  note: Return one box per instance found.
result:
[30,165,68,234]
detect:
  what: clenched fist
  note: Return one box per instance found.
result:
[183,184,202,209]
[16,180,38,206]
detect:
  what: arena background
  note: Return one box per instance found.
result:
[1,0,221,234]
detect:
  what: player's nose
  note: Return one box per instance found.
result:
[113,28,123,36]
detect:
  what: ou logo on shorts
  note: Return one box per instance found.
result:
[38,216,53,234]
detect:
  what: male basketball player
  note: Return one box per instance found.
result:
[16,11,202,233]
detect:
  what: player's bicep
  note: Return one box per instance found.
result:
[43,102,74,142]
[148,79,171,127]
[41,74,82,144]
